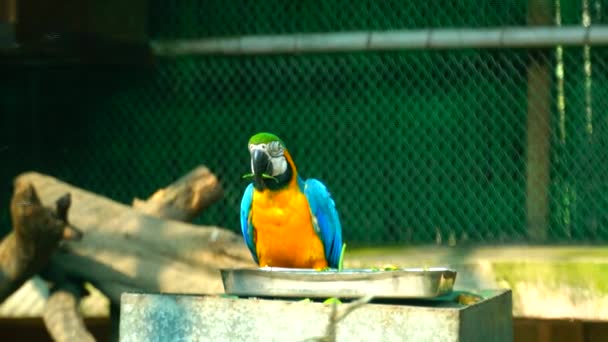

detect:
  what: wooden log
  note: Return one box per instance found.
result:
[132,166,223,222]
[42,281,95,342]
[40,166,245,341]
[16,170,254,305]
[0,181,80,302]
[0,166,242,341]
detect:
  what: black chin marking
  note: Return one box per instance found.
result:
[263,163,293,190]
[254,177,265,191]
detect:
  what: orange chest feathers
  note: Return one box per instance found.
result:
[251,187,327,269]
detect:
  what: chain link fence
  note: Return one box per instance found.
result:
[2,1,608,246]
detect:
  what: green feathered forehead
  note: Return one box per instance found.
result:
[248,132,286,147]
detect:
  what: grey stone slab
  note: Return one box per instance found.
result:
[120,290,512,342]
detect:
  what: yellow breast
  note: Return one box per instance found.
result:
[251,186,327,269]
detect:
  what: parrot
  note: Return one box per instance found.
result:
[240,132,344,269]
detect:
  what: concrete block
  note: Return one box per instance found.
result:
[120,289,512,342]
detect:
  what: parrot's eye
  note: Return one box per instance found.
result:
[268,141,283,157]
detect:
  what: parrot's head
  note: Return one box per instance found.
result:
[245,132,295,191]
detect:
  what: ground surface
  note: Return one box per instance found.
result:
[347,245,608,320]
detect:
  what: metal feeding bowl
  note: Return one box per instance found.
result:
[220,267,457,299]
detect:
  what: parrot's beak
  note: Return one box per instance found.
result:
[252,149,270,190]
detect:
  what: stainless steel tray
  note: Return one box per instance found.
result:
[220,267,457,299]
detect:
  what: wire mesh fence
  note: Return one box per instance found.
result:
[2,1,608,246]
[150,1,529,39]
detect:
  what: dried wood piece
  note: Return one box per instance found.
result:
[3,167,251,342]
[132,166,223,222]
[15,168,253,305]
[43,281,95,342]
[0,182,80,302]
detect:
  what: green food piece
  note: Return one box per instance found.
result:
[382,264,399,271]
[370,264,400,271]
[299,298,312,303]
[457,293,483,305]
[241,173,279,183]
[261,174,279,182]
[338,243,347,271]
[323,297,342,305]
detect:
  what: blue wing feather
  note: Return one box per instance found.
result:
[240,183,258,264]
[303,178,343,268]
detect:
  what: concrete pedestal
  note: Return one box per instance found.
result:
[120,289,512,342]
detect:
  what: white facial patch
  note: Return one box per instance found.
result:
[249,143,288,176]
[269,155,288,176]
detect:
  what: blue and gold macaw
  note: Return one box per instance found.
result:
[240,132,343,269]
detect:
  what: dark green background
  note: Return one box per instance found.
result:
[2,1,607,245]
